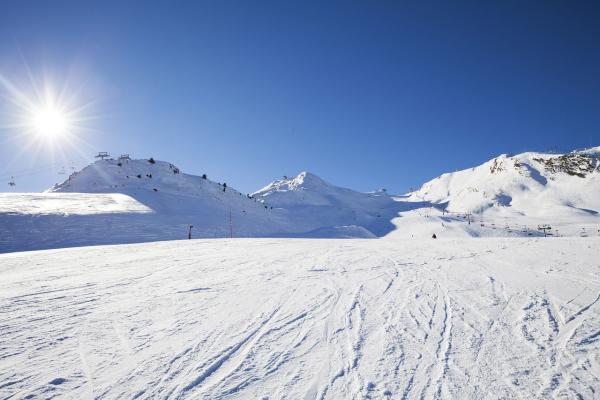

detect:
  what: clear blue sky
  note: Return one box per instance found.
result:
[0,1,599,194]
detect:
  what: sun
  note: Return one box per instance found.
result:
[31,104,71,139]
[0,71,94,154]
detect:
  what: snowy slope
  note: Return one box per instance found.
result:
[401,147,600,237]
[50,158,274,218]
[410,147,600,216]
[252,172,400,236]
[0,159,293,253]
[1,237,599,399]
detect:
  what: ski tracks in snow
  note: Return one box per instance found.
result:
[0,238,599,399]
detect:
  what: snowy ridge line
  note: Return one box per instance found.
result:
[1,146,600,253]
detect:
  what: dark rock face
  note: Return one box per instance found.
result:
[533,154,598,178]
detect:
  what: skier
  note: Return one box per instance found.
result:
[432,233,437,239]
[188,225,193,239]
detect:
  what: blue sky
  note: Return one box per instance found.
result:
[0,1,599,194]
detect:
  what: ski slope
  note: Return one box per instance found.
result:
[1,237,599,399]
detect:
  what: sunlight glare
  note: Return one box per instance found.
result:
[32,105,70,139]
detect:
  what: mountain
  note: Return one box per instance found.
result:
[0,158,292,252]
[1,147,599,253]
[0,160,399,252]
[51,157,272,218]
[252,171,401,237]
[53,160,400,238]
[401,147,600,237]
[410,147,600,215]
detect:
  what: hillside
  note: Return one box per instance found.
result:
[0,158,290,252]
[400,147,600,238]
[410,147,600,215]
[50,158,270,216]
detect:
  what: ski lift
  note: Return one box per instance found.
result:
[8,176,15,187]
[537,224,552,237]
[95,152,110,160]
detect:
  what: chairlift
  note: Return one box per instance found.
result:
[95,152,110,160]
[58,167,67,175]
[8,176,16,187]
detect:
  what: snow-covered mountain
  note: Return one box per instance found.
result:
[51,160,402,238]
[252,172,400,237]
[0,159,403,252]
[1,147,599,252]
[50,157,275,218]
[397,147,600,238]
[410,147,600,216]
[0,158,293,252]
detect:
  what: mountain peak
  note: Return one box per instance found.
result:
[292,171,327,187]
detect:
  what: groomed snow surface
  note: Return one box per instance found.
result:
[1,237,599,399]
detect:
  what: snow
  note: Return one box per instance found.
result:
[1,237,599,399]
[0,193,152,215]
